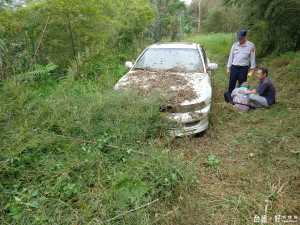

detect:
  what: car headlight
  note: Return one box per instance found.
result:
[170,102,206,113]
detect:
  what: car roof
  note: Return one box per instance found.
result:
[149,42,199,49]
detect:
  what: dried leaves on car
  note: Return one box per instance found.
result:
[117,68,198,107]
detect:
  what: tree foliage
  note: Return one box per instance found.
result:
[0,0,196,79]
[0,0,155,77]
[149,0,192,41]
[187,0,240,33]
[1,0,299,79]
[224,0,300,55]
[201,6,240,33]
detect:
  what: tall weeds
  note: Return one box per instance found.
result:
[0,76,195,224]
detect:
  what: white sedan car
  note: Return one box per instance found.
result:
[115,43,218,136]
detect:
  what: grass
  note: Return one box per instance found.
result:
[184,33,236,61]
[0,76,196,224]
[162,34,300,224]
[1,33,299,224]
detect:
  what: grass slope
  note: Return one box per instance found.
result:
[0,78,195,224]
[0,33,299,224]
[165,34,300,224]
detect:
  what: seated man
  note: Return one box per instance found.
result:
[238,67,276,109]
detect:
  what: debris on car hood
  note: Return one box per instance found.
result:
[115,68,210,108]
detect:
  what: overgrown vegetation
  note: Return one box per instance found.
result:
[1,31,299,224]
[188,0,241,33]
[0,0,192,78]
[1,0,300,222]
[2,0,299,78]
[223,0,300,56]
[187,0,300,56]
[0,74,197,223]
[165,33,300,224]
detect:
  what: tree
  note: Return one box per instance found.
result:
[224,0,300,55]
[0,1,26,76]
[188,0,240,33]
[197,0,201,33]
[0,0,156,77]
[201,6,240,33]
[149,0,191,41]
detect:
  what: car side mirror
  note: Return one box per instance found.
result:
[207,63,218,71]
[125,61,133,68]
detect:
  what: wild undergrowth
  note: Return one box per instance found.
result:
[184,33,235,62]
[1,33,299,224]
[0,76,196,224]
[164,34,300,224]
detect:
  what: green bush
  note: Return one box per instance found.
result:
[0,77,196,224]
[66,47,129,90]
[201,7,239,33]
[226,0,300,56]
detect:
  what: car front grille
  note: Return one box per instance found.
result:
[184,120,200,128]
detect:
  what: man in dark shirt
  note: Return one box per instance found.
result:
[238,67,276,109]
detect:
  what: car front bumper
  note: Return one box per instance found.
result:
[168,104,210,136]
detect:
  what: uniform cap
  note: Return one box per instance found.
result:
[236,30,247,39]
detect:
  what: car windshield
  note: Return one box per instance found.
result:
[135,48,204,72]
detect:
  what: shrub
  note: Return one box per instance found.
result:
[0,77,196,224]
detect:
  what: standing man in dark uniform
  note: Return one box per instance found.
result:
[226,30,256,94]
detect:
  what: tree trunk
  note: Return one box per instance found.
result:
[198,0,202,33]
[66,11,76,58]
[30,12,51,70]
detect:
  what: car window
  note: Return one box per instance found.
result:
[135,48,204,72]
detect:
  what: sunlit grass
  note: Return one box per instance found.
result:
[184,33,235,56]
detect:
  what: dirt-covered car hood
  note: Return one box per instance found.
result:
[115,70,211,107]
